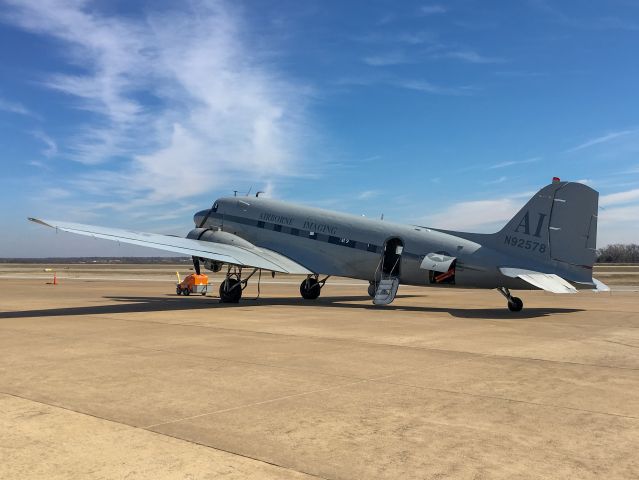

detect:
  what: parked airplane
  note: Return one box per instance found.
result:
[29,178,608,311]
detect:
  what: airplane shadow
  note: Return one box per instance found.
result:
[0,293,582,320]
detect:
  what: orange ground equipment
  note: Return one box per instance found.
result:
[176,273,209,296]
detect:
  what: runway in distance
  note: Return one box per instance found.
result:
[29,178,609,311]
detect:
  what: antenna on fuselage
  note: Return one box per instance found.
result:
[246,186,252,196]
[233,190,238,197]
[380,213,384,221]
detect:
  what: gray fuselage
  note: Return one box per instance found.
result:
[195,196,534,290]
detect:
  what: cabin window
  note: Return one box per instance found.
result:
[257,221,265,229]
[273,224,282,232]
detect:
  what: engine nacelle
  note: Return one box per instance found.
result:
[203,260,223,272]
[186,228,255,273]
[186,228,255,249]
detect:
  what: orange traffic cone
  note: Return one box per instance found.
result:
[53,272,58,285]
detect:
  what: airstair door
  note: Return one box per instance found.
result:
[373,237,403,305]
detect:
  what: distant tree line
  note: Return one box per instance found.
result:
[597,244,639,263]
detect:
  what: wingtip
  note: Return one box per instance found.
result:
[28,217,53,228]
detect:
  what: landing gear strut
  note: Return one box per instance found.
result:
[300,274,330,300]
[219,266,260,303]
[497,287,523,312]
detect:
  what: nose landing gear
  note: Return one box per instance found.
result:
[497,287,524,312]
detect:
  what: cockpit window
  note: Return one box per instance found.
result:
[212,202,219,212]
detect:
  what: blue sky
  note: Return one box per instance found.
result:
[1,0,638,256]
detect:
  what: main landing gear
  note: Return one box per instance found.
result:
[300,274,330,300]
[367,281,376,298]
[219,266,260,303]
[497,287,524,312]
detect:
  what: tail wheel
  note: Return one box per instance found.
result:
[220,278,242,303]
[300,278,321,300]
[508,297,523,312]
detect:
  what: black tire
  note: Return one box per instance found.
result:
[508,297,523,312]
[176,286,182,295]
[183,288,190,296]
[300,278,321,300]
[220,278,242,303]
[367,283,376,298]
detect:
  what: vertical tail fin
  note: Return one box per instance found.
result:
[495,181,599,269]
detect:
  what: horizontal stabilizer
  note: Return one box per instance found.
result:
[592,277,611,292]
[500,267,577,294]
[28,218,312,275]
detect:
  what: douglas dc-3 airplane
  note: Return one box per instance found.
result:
[29,178,609,311]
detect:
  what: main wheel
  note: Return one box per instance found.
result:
[367,282,376,298]
[508,297,523,312]
[219,278,242,303]
[300,278,321,300]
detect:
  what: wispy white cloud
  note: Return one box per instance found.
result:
[489,157,540,169]
[336,75,475,96]
[0,97,36,117]
[598,203,639,245]
[600,188,639,207]
[28,160,47,169]
[397,31,439,45]
[3,0,312,205]
[362,51,409,66]
[391,78,475,95]
[423,197,521,231]
[361,46,504,66]
[30,130,58,158]
[356,190,380,200]
[421,185,639,244]
[484,176,507,185]
[420,5,447,16]
[494,70,548,78]
[437,50,506,64]
[566,129,637,153]
[530,0,639,31]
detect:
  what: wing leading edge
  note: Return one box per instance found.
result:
[28,218,312,275]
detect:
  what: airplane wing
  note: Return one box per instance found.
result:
[500,267,578,294]
[28,218,312,275]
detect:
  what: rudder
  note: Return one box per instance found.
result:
[494,181,598,268]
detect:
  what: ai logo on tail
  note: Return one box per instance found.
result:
[514,211,547,238]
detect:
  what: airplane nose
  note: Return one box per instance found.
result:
[193,209,209,227]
